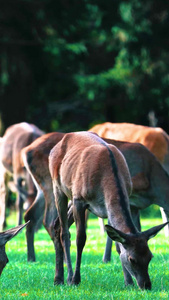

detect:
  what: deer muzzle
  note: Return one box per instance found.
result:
[137,275,151,290]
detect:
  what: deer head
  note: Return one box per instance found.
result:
[0,221,29,276]
[105,222,168,289]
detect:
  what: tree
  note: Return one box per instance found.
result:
[1,0,169,133]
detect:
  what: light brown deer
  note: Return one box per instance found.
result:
[89,122,169,172]
[48,131,167,289]
[0,122,44,230]
[89,122,169,235]
[0,221,29,276]
[22,132,169,266]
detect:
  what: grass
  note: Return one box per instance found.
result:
[1,212,169,299]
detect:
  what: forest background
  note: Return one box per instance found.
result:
[1,0,169,134]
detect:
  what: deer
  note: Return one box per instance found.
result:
[89,122,169,170]
[48,131,167,289]
[89,122,169,236]
[0,122,44,231]
[21,132,65,262]
[22,131,169,266]
[0,221,29,277]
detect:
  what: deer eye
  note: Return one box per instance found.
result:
[128,256,137,264]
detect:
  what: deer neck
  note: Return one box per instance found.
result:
[106,193,138,234]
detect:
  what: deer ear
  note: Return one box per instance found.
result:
[0,221,30,246]
[143,222,169,240]
[104,224,128,244]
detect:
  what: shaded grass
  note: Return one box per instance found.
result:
[1,212,169,299]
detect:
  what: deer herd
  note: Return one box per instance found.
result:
[0,121,169,290]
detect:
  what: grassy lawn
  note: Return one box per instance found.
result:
[1,212,169,300]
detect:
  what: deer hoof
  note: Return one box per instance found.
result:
[71,275,81,285]
[54,277,64,285]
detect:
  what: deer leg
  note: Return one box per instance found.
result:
[72,199,87,285]
[24,217,36,262]
[54,189,73,285]
[24,189,45,261]
[0,184,6,231]
[16,178,24,225]
[42,189,65,284]
[103,219,112,262]
[54,226,64,285]
[17,193,24,225]
[43,192,58,240]
[115,243,134,286]
[53,200,74,285]
[0,167,8,231]
[103,236,112,262]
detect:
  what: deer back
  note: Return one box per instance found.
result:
[89,122,169,165]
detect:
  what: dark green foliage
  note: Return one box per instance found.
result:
[1,1,169,133]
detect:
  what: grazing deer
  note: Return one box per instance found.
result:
[49,131,167,289]
[21,132,65,262]
[102,138,169,262]
[89,122,169,235]
[0,122,44,230]
[0,221,29,277]
[22,132,169,265]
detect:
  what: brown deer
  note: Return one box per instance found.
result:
[0,221,29,277]
[0,122,44,230]
[89,122,169,169]
[89,122,169,235]
[48,131,167,289]
[21,132,65,262]
[22,132,169,266]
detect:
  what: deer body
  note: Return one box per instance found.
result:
[106,138,169,212]
[22,132,65,261]
[89,122,169,235]
[102,138,169,262]
[22,132,169,267]
[89,122,169,173]
[49,131,167,289]
[0,122,44,230]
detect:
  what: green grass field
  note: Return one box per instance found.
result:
[1,212,169,300]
